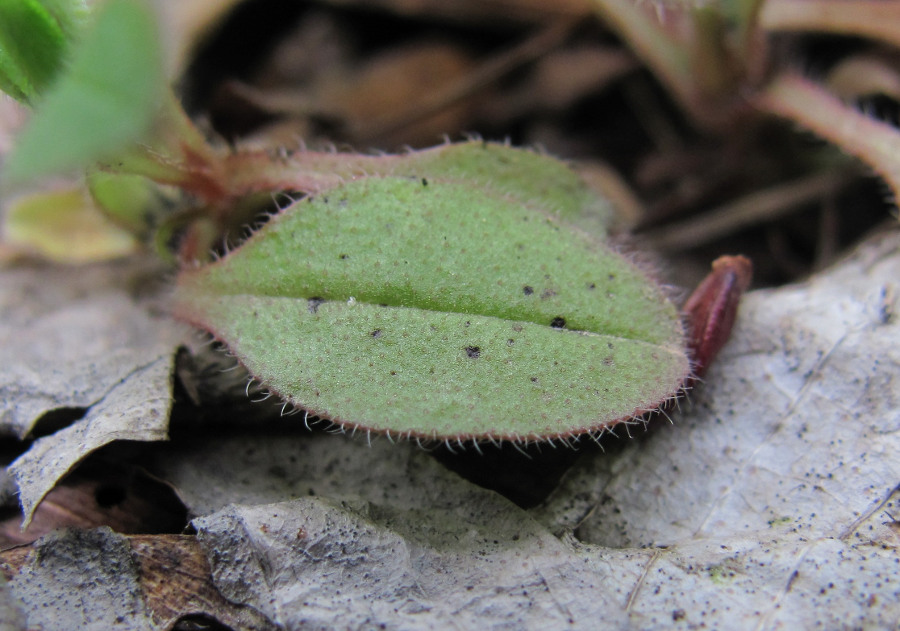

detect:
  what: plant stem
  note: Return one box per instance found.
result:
[760,0,900,47]
[757,72,900,202]
[590,0,695,119]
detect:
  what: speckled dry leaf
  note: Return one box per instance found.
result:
[154,428,491,517]
[0,260,182,524]
[1,529,275,631]
[0,574,26,631]
[3,528,157,630]
[165,230,899,628]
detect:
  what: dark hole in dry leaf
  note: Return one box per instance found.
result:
[28,407,88,439]
[94,484,127,508]
[172,613,238,631]
[0,504,22,532]
[0,436,31,467]
[0,452,190,548]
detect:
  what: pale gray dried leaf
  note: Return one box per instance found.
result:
[0,261,178,438]
[163,434,653,627]
[154,430,479,517]
[0,260,182,524]
[8,528,158,631]
[9,354,173,525]
[193,492,653,629]
[175,230,900,629]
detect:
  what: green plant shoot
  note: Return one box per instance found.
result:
[3,0,163,185]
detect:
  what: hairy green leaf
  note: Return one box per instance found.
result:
[174,144,688,441]
[3,0,163,185]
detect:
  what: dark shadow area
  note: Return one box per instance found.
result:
[429,423,655,509]
[173,613,240,631]
[0,447,190,548]
[27,406,88,439]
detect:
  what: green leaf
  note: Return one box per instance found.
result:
[173,145,689,441]
[0,0,70,101]
[3,0,163,185]
[86,169,163,235]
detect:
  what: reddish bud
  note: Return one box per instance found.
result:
[683,255,753,377]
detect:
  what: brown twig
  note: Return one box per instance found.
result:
[641,167,858,252]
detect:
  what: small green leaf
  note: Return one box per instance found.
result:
[87,169,163,235]
[3,0,164,185]
[174,145,688,441]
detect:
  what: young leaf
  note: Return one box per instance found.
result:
[173,145,689,441]
[3,0,164,185]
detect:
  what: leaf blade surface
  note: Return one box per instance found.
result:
[175,159,688,439]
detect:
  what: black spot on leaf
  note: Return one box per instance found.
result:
[371,329,382,338]
[523,286,534,295]
[307,297,325,314]
[465,346,481,359]
[550,316,566,329]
